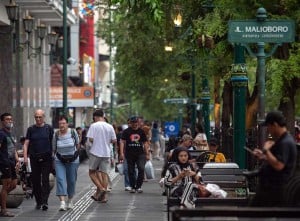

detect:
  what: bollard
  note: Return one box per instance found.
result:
[5,185,24,208]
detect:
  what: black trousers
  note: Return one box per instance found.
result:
[250,183,285,207]
[30,157,52,205]
[126,153,146,189]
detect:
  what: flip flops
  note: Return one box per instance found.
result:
[0,211,15,217]
[91,195,100,201]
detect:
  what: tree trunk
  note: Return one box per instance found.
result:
[221,80,233,161]
[278,77,297,134]
[213,75,221,130]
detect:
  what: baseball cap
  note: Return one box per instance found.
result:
[209,138,218,146]
[129,116,138,122]
[262,111,286,126]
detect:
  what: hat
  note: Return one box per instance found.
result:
[129,116,138,122]
[209,138,218,146]
[182,134,193,141]
[262,111,286,126]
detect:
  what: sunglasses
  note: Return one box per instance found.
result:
[34,116,43,119]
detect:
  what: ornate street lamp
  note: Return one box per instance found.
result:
[5,0,60,59]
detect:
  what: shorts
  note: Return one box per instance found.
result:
[88,153,110,174]
[0,161,17,180]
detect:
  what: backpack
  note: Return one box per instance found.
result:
[54,128,77,152]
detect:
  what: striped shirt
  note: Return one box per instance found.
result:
[53,129,79,155]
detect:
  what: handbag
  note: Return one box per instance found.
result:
[145,160,155,179]
[56,151,79,163]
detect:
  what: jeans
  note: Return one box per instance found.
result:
[55,157,79,197]
[30,157,52,205]
[123,159,130,188]
[123,159,137,188]
[127,153,146,189]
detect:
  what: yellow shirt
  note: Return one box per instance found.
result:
[208,152,226,163]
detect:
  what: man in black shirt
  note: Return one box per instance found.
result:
[23,109,54,210]
[251,111,297,207]
[119,116,150,193]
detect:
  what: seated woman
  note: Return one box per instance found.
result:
[164,147,227,208]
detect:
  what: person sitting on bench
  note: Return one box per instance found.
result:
[208,138,226,163]
[164,148,227,208]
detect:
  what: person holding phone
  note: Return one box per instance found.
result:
[250,111,297,207]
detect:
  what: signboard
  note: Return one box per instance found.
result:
[228,20,295,43]
[164,122,179,138]
[50,86,94,107]
[163,98,189,104]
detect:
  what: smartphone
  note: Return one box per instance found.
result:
[243,146,254,155]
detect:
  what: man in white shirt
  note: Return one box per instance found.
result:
[87,109,117,203]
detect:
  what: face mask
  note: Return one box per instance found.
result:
[5,122,13,129]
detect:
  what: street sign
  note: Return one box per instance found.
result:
[164,122,179,138]
[163,98,189,104]
[228,20,295,43]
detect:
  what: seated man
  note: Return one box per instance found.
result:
[208,138,226,163]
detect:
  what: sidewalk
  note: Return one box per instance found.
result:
[7,159,167,221]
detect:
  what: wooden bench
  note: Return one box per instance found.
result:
[166,163,250,220]
[170,206,300,221]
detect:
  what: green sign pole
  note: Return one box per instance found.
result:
[228,7,295,161]
[231,45,248,169]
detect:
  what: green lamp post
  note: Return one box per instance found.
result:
[231,45,248,169]
[62,0,68,115]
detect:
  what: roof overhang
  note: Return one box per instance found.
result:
[15,0,77,27]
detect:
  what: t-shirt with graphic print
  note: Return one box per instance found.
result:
[121,127,147,157]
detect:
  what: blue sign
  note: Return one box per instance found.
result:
[164,122,179,138]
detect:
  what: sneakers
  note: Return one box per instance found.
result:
[35,204,42,210]
[42,204,48,211]
[67,200,74,209]
[59,201,66,211]
[137,188,143,193]
[129,188,136,193]
[125,186,132,191]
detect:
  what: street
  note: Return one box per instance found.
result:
[8,159,167,221]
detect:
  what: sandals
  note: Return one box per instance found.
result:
[91,195,100,201]
[91,189,107,202]
[0,211,15,217]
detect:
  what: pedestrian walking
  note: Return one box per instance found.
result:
[54,116,80,211]
[23,109,54,210]
[0,113,19,217]
[151,122,161,160]
[87,109,117,203]
[119,116,150,193]
[250,111,297,207]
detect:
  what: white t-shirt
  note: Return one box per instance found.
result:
[87,121,116,157]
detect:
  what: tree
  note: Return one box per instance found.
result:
[96,0,300,135]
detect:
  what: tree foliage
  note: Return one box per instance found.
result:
[96,0,300,127]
